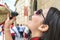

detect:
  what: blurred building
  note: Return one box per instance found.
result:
[37,0,60,10]
[0,0,4,5]
[15,0,60,24]
[15,0,34,24]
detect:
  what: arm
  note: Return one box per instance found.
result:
[4,28,13,40]
[4,17,16,40]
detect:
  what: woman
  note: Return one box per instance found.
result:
[4,7,60,40]
[26,7,60,40]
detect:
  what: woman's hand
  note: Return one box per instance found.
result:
[4,16,16,29]
[4,15,16,40]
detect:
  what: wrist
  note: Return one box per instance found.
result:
[4,25,10,29]
[4,28,10,31]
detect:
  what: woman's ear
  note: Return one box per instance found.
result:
[38,24,49,32]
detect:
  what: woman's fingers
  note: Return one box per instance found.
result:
[4,16,16,28]
[9,17,16,24]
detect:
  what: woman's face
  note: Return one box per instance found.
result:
[32,12,44,26]
[27,9,49,31]
[32,9,48,26]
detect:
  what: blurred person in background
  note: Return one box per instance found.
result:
[23,25,31,40]
[0,24,3,35]
[18,24,25,38]
[10,23,15,40]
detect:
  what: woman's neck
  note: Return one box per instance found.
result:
[31,30,43,38]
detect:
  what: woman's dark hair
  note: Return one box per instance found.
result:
[42,7,60,40]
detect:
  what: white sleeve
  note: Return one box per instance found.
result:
[12,26,19,34]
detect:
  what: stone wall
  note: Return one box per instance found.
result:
[37,0,60,10]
